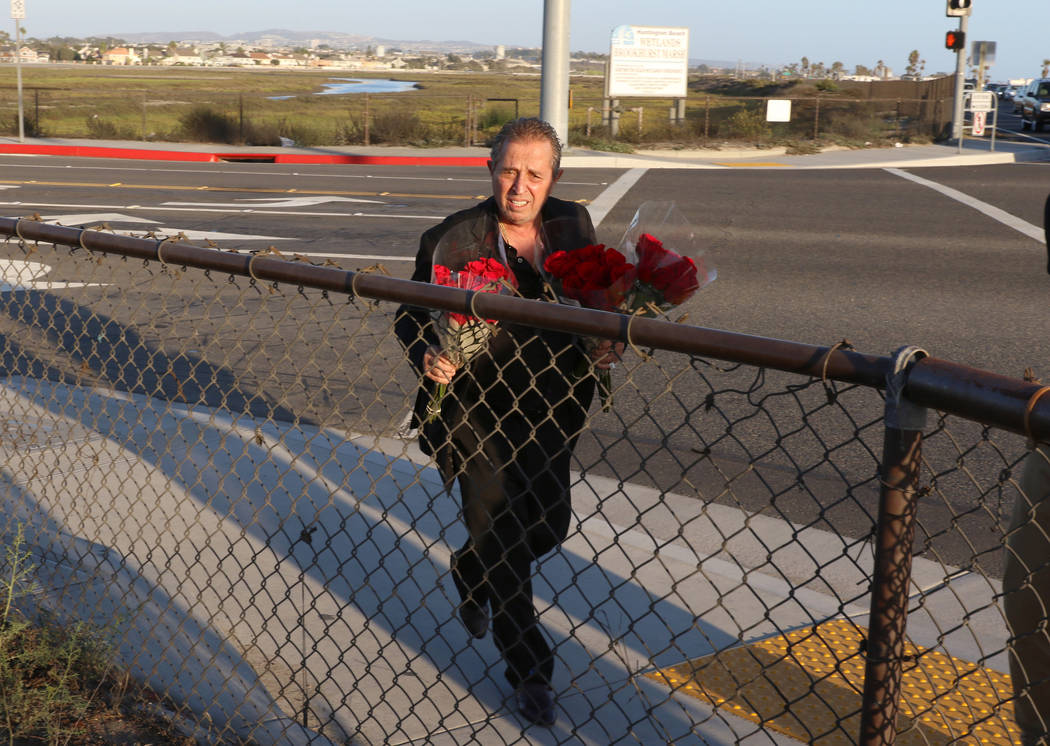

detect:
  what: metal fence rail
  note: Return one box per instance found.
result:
[0,217,1045,744]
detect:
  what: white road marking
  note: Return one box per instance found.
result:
[885,167,1045,244]
[0,259,105,291]
[586,168,647,227]
[164,195,384,208]
[293,253,414,261]
[33,212,289,242]
[0,160,607,185]
[0,202,443,220]
[38,212,155,225]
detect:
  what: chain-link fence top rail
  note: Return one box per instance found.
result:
[0,216,1044,745]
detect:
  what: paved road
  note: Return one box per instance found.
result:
[0,153,1046,573]
[1,154,1045,373]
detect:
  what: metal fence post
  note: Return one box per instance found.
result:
[363,94,370,146]
[859,346,928,746]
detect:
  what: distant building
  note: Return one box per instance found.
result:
[495,45,505,59]
[161,46,202,66]
[0,46,49,63]
[101,46,141,65]
[375,45,385,58]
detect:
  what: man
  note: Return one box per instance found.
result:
[394,118,618,726]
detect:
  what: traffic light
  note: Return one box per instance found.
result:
[946,0,972,17]
[945,30,966,51]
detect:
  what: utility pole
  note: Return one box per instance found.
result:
[539,0,570,149]
[11,0,25,142]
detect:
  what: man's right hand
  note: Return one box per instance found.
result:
[423,345,458,384]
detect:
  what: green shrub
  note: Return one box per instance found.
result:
[725,108,771,141]
[177,104,238,143]
[85,114,133,140]
[369,108,425,144]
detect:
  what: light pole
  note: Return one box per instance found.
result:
[11,0,25,142]
[539,0,570,149]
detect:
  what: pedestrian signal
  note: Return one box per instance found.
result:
[946,0,972,17]
[945,30,966,51]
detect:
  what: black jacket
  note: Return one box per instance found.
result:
[394,196,598,482]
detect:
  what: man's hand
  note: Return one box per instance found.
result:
[423,345,458,384]
[589,340,624,371]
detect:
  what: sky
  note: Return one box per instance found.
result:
[12,0,1046,83]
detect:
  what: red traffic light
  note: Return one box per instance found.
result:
[945,30,966,51]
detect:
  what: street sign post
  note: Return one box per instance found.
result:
[969,91,995,111]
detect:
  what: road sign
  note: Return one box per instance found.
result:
[10,0,23,19]
[972,110,986,136]
[969,91,995,111]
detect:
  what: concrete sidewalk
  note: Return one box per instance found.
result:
[0,134,1047,169]
[2,377,1015,744]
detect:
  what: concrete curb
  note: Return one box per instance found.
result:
[0,137,1047,170]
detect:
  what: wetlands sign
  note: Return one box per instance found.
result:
[606,25,689,99]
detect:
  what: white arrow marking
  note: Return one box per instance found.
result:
[0,259,106,291]
[34,213,289,242]
[40,212,156,225]
[163,195,384,208]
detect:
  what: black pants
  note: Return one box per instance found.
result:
[450,418,573,688]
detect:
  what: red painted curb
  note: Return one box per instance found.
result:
[0,143,489,167]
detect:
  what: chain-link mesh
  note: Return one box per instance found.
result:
[0,229,1041,745]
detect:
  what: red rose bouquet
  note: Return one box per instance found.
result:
[542,202,716,410]
[427,254,515,422]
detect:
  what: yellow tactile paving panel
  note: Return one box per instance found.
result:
[712,161,791,167]
[644,618,1021,744]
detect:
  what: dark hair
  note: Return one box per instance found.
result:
[489,117,563,173]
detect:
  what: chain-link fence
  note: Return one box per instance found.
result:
[0,216,1045,744]
[0,87,955,147]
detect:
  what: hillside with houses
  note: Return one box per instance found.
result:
[0,31,560,72]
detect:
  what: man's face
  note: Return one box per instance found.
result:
[488,137,562,227]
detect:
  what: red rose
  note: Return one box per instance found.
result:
[635,233,699,306]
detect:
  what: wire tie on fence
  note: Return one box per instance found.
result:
[469,287,487,324]
[819,338,854,403]
[626,309,652,362]
[356,263,389,276]
[156,237,177,268]
[1024,385,1050,450]
[247,252,265,283]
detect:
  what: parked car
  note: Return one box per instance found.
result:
[1019,79,1050,131]
[1014,82,1032,114]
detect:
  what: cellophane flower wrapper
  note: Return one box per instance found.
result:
[426,231,515,421]
[618,200,716,315]
[542,202,716,411]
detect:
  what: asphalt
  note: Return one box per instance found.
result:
[0,133,1039,744]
